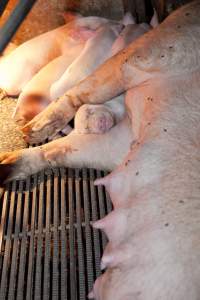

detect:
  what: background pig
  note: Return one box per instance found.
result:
[12,13,151,131]
[1,2,200,299]
[50,22,123,100]
[13,45,85,125]
[0,16,109,96]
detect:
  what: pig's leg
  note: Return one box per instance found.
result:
[24,0,192,143]
[13,45,84,125]
[50,23,122,100]
[0,117,132,185]
[22,42,152,143]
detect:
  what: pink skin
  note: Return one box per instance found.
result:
[13,44,85,125]
[50,22,123,100]
[74,104,115,134]
[0,16,110,96]
[1,2,200,299]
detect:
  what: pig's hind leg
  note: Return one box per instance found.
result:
[0,117,132,186]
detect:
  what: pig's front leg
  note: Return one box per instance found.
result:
[22,44,151,144]
[21,53,127,143]
[0,117,132,185]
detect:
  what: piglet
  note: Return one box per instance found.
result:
[13,44,84,125]
[50,22,123,100]
[0,16,109,96]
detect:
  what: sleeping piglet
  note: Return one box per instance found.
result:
[0,16,110,96]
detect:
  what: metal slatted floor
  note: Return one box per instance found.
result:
[0,167,111,300]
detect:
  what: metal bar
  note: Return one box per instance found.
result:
[8,181,24,300]
[34,171,45,300]
[52,168,59,300]
[17,178,31,300]
[96,170,107,250]
[0,0,9,17]
[0,0,37,53]
[0,167,109,299]
[68,168,77,300]
[43,170,52,300]
[0,187,9,266]
[26,174,38,300]
[0,181,17,299]
[60,168,68,299]
[89,169,101,278]
[75,169,86,300]
[82,169,94,293]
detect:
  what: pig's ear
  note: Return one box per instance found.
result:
[150,8,159,28]
[61,11,82,23]
[122,12,136,26]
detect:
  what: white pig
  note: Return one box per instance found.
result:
[50,22,123,100]
[13,44,85,125]
[0,16,110,96]
[1,2,200,299]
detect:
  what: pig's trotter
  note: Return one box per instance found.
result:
[22,94,78,143]
[0,148,47,185]
[0,151,24,186]
[0,164,16,186]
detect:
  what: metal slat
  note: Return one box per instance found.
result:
[60,168,68,299]
[26,174,38,300]
[0,187,9,276]
[96,170,107,250]
[75,169,86,300]
[52,169,59,300]
[89,169,101,278]
[34,171,45,300]
[43,170,52,300]
[82,169,94,293]
[8,181,24,300]
[0,168,109,299]
[68,169,77,300]
[17,178,31,300]
[0,181,17,299]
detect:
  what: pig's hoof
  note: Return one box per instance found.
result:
[22,104,70,143]
[0,151,22,186]
[75,104,115,134]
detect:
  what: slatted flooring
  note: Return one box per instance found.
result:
[0,168,111,300]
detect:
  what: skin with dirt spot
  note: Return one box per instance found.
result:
[1,1,200,299]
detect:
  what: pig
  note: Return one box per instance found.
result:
[1,1,200,299]
[50,22,123,100]
[12,20,125,126]
[50,20,151,135]
[13,45,85,125]
[13,15,151,129]
[0,16,110,96]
